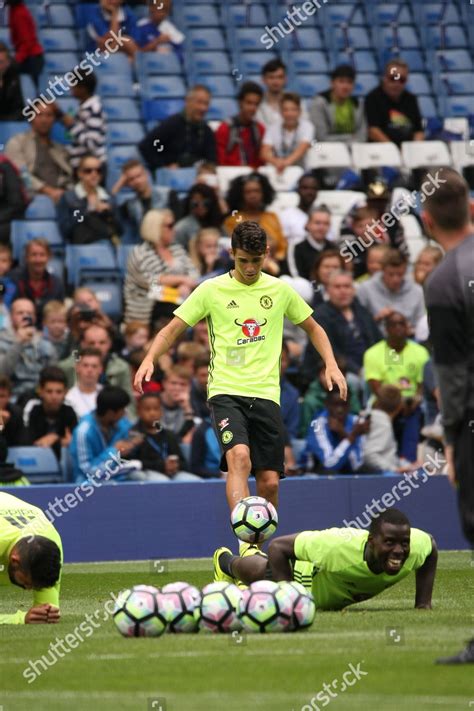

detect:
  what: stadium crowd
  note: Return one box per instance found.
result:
[0,0,465,485]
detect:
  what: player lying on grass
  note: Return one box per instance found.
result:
[134,220,347,514]
[214,508,438,610]
[0,491,62,624]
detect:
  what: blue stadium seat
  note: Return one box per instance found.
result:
[0,121,28,146]
[65,242,118,286]
[443,95,474,117]
[417,3,461,25]
[368,3,413,26]
[117,244,134,275]
[290,27,324,51]
[207,98,238,121]
[439,72,473,95]
[43,52,79,76]
[94,52,133,77]
[222,4,268,27]
[324,4,367,27]
[19,75,36,102]
[7,447,62,483]
[179,5,220,26]
[141,98,184,122]
[40,29,78,52]
[332,26,371,52]
[232,28,267,52]
[11,220,64,261]
[136,52,182,76]
[194,75,235,97]
[0,28,10,48]
[425,25,468,49]
[102,98,140,122]
[83,281,123,319]
[384,49,426,72]
[107,122,145,145]
[418,95,439,119]
[407,73,432,95]
[289,51,329,74]
[376,26,420,51]
[238,52,277,75]
[108,145,140,175]
[353,73,379,96]
[74,3,97,29]
[142,76,187,99]
[188,51,231,76]
[295,75,329,98]
[37,3,74,27]
[335,50,379,74]
[188,29,226,51]
[155,168,197,192]
[435,49,473,72]
[25,196,56,220]
[47,257,65,281]
[97,73,135,98]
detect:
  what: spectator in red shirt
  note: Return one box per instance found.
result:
[7,0,44,89]
[215,82,265,168]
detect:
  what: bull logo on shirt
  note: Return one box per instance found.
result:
[234,318,267,345]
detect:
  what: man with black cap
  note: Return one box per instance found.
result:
[309,64,367,144]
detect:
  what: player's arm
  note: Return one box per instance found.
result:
[268,534,298,581]
[298,317,347,400]
[414,536,438,609]
[134,316,189,393]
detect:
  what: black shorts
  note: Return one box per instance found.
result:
[208,394,286,477]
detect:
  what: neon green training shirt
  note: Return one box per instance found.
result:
[293,527,432,610]
[0,492,63,624]
[174,271,313,404]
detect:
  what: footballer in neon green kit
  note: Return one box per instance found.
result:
[0,492,62,624]
[215,509,438,610]
[135,221,347,511]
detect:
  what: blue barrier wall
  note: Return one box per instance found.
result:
[2,475,467,562]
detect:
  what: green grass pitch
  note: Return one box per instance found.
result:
[1,552,473,711]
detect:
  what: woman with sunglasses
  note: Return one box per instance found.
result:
[174,183,224,252]
[124,208,199,326]
[57,154,121,245]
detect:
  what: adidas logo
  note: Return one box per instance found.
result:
[226,300,239,309]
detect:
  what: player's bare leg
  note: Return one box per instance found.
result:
[225,444,252,511]
[255,469,279,509]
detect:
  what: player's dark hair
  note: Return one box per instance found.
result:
[369,508,410,536]
[15,536,61,590]
[74,69,97,96]
[237,81,263,102]
[226,172,275,212]
[261,58,286,75]
[96,386,130,416]
[422,167,470,231]
[231,221,267,255]
[39,366,67,388]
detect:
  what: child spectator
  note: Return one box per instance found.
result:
[86,0,138,59]
[0,374,24,446]
[414,246,444,286]
[130,393,200,481]
[11,239,65,327]
[215,82,265,168]
[176,341,208,378]
[65,347,103,420]
[355,244,389,284]
[54,71,107,171]
[136,0,185,64]
[160,366,196,442]
[363,385,403,473]
[42,300,69,360]
[261,92,314,171]
[190,355,210,419]
[287,207,333,280]
[339,205,383,279]
[121,321,150,362]
[303,388,369,474]
[189,228,229,279]
[22,366,77,461]
[299,358,361,437]
[6,0,44,88]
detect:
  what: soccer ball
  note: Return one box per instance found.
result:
[239,580,291,633]
[160,581,201,633]
[113,585,167,637]
[230,496,278,543]
[196,582,243,633]
[279,581,316,631]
